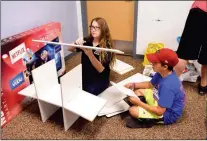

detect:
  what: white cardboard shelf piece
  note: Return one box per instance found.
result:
[32,59,62,107]
[98,86,127,108]
[98,100,129,116]
[60,64,82,107]
[65,89,107,121]
[60,64,83,131]
[18,84,37,99]
[17,57,152,131]
[60,63,107,130]
[106,100,130,117]
[33,40,124,54]
[31,59,63,122]
[110,81,140,100]
[98,73,151,117]
[118,73,151,86]
[37,84,62,107]
[111,59,134,75]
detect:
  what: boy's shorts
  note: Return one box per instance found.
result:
[176,8,207,65]
[137,89,164,124]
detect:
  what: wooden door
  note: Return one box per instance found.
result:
[86,1,135,41]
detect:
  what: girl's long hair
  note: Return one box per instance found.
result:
[86,17,116,68]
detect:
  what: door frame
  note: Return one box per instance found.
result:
[80,1,139,59]
[80,1,89,37]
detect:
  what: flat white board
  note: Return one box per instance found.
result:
[60,64,82,106]
[18,84,37,99]
[117,73,151,86]
[33,40,124,54]
[32,59,62,106]
[64,89,107,122]
[98,100,129,116]
[38,99,60,122]
[38,84,62,107]
[98,73,151,108]
[98,86,127,108]
[32,59,59,98]
[105,100,130,117]
[110,81,140,100]
[111,59,134,75]
[106,109,129,117]
[62,109,80,131]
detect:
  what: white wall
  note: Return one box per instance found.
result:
[1,1,83,57]
[136,1,194,55]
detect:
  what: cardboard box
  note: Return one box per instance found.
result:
[1,22,66,128]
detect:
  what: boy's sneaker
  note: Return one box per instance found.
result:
[198,84,207,95]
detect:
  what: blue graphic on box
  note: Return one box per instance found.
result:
[22,49,37,65]
[177,36,181,44]
[24,37,62,84]
[34,37,62,71]
[55,44,61,53]
[9,72,25,90]
[55,52,62,71]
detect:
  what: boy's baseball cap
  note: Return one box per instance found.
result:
[146,48,179,67]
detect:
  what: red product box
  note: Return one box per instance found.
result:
[1,22,66,128]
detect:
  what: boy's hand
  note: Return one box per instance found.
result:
[128,96,141,105]
[124,83,135,90]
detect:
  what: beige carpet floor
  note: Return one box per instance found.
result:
[1,54,207,140]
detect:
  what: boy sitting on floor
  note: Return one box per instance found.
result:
[124,48,185,128]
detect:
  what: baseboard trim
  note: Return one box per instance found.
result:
[133,54,144,60]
